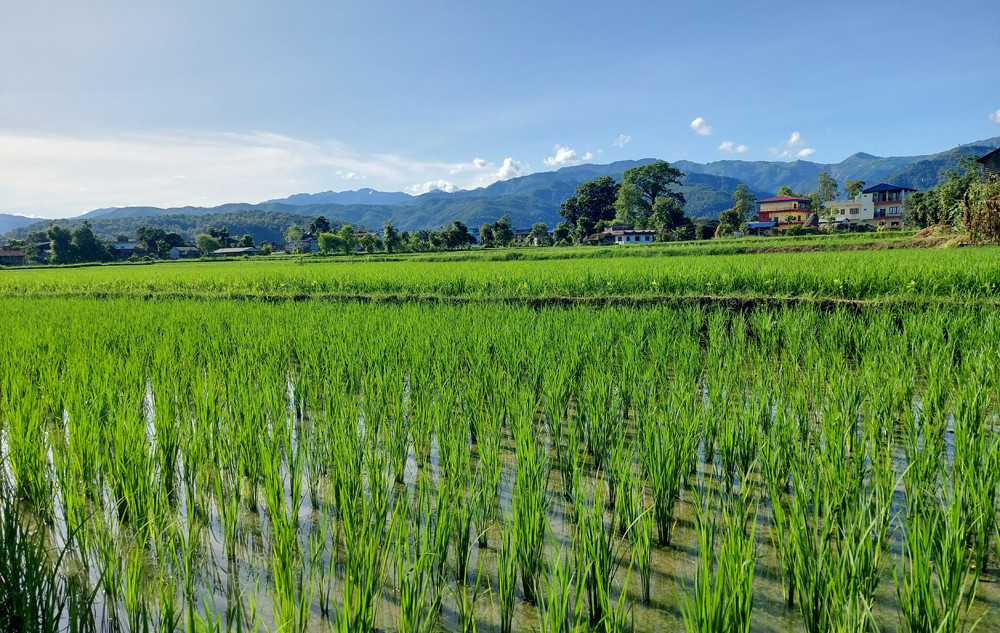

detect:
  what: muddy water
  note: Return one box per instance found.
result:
[54,400,1000,633]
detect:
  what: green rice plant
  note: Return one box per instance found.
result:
[496,513,519,633]
[393,496,440,633]
[575,480,630,630]
[896,484,981,633]
[581,375,620,472]
[410,386,434,470]
[512,392,548,605]
[453,482,476,583]
[538,540,586,633]
[122,543,152,633]
[0,480,89,633]
[640,413,683,547]
[449,549,487,633]
[471,466,493,549]
[334,488,391,633]
[430,478,454,592]
[6,392,53,523]
[629,498,653,606]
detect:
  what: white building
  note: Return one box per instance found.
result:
[826,183,914,230]
[607,228,656,244]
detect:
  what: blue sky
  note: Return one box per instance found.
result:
[2,0,999,217]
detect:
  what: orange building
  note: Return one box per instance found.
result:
[756,195,812,227]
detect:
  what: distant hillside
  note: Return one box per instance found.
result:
[0,214,39,235]
[12,136,1000,238]
[264,188,414,206]
[675,137,1000,194]
[64,160,771,232]
[3,210,350,245]
[880,139,1000,190]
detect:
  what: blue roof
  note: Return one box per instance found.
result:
[862,183,915,193]
[747,221,776,228]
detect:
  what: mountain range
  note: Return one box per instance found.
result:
[3,136,998,242]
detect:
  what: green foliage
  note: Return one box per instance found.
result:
[529,222,552,246]
[904,156,983,229]
[47,222,111,264]
[845,179,866,199]
[559,176,619,229]
[195,233,222,253]
[718,184,757,235]
[963,176,1000,242]
[615,161,686,227]
[382,219,402,253]
[309,215,331,235]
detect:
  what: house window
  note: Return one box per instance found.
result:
[888,206,899,215]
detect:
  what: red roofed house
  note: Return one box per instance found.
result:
[756,195,813,228]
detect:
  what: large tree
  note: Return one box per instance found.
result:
[718,183,757,235]
[382,219,402,253]
[492,215,514,247]
[443,221,475,249]
[309,216,331,235]
[528,223,551,246]
[338,225,357,254]
[47,224,75,264]
[845,180,866,199]
[812,171,839,217]
[196,234,222,254]
[615,162,685,228]
[650,197,688,239]
[559,176,619,229]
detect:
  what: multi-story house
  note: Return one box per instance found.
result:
[827,183,914,230]
[756,195,813,227]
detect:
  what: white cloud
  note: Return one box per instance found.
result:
[408,179,459,194]
[991,108,1000,124]
[496,157,525,180]
[0,130,538,216]
[543,145,593,166]
[690,117,712,136]
[613,134,631,148]
[718,141,748,154]
[770,131,815,159]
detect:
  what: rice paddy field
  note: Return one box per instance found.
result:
[2,244,1000,632]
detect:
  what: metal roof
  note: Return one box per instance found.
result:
[757,195,811,204]
[747,222,776,228]
[862,183,915,193]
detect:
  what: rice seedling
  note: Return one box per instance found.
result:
[575,480,631,630]
[640,413,683,547]
[496,513,519,633]
[538,539,586,633]
[511,392,548,605]
[677,486,758,633]
[393,495,440,633]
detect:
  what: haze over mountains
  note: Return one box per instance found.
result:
[4,137,998,241]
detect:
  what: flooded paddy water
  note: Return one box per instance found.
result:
[1,297,999,632]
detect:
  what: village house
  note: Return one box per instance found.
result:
[0,250,26,266]
[213,246,261,256]
[745,221,777,237]
[169,246,202,259]
[108,234,140,258]
[825,183,913,230]
[756,195,813,228]
[512,228,532,244]
[977,147,1000,179]
[584,226,656,245]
